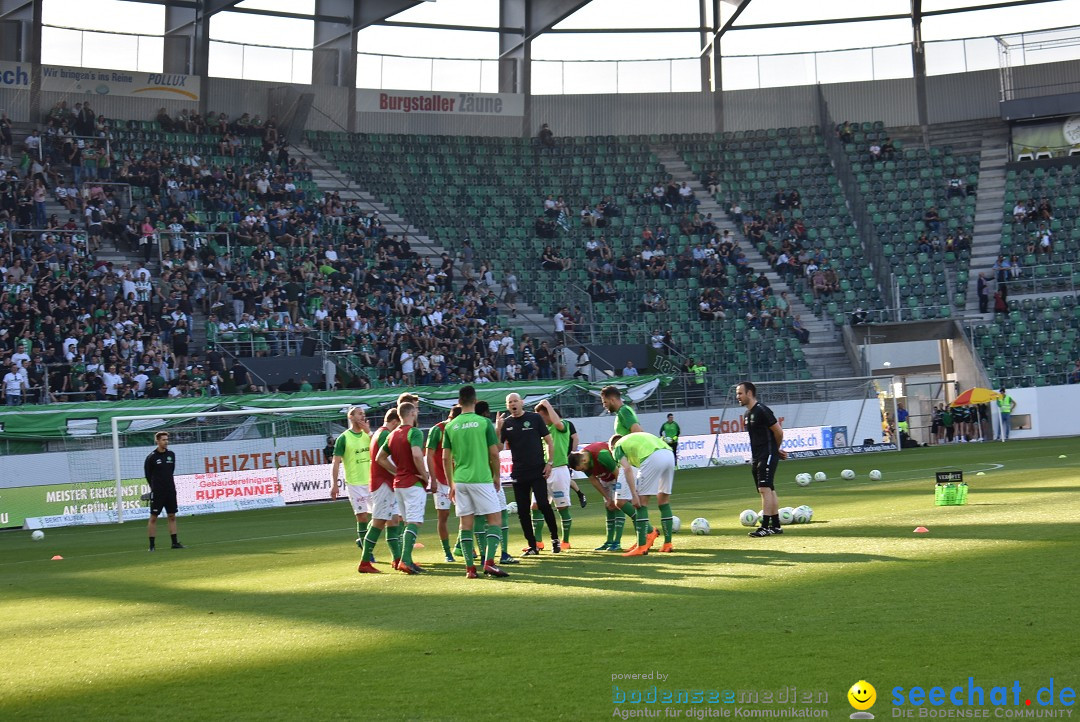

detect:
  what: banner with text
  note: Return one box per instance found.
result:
[41,65,200,101]
[357,89,524,116]
[0,61,31,90]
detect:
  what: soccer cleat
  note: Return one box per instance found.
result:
[560,541,571,549]
[482,562,509,577]
[499,553,519,565]
[576,490,588,508]
[521,547,541,556]
[768,527,784,535]
[522,542,545,551]
[594,542,612,551]
[391,560,401,570]
[398,562,419,575]
[621,546,649,557]
[465,566,479,579]
[658,543,675,553]
[444,554,456,563]
[551,539,562,554]
[357,561,381,574]
[748,527,772,538]
[147,547,155,552]
[171,542,185,549]
[642,527,660,552]
[607,545,624,552]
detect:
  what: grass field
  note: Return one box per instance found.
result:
[2,438,1079,722]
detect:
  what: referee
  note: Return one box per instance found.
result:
[659,413,681,467]
[496,392,561,555]
[737,382,787,537]
[145,431,184,551]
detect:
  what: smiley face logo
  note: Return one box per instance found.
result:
[848,680,877,711]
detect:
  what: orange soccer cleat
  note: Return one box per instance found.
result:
[642,528,660,552]
[658,543,674,553]
[621,546,649,557]
[357,561,382,573]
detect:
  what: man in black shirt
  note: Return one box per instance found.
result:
[737,381,787,537]
[496,392,561,555]
[145,431,184,550]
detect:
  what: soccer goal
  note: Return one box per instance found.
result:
[705,376,899,466]
[99,403,353,523]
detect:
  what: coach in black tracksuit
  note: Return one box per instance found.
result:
[145,430,183,551]
[496,393,561,555]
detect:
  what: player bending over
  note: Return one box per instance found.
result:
[612,432,675,556]
[568,440,636,551]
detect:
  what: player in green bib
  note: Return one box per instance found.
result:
[330,406,373,548]
[601,385,655,551]
[441,385,509,579]
[612,432,677,557]
[536,400,575,547]
[659,413,681,468]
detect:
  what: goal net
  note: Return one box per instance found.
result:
[53,403,355,525]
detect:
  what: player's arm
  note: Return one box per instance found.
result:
[619,457,641,506]
[330,434,346,499]
[770,421,787,460]
[587,474,610,505]
[375,441,394,475]
[144,453,153,485]
[441,446,456,501]
[542,429,554,479]
[409,428,429,485]
[486,420,501,491]
[537,400,565,432]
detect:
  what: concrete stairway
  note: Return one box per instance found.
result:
[963,139,1011,319]
[295,142,558,345]
[653,144,860,381]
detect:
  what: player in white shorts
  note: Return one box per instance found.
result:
[330,406,373,549]
[426,405,461,562]
[376,402,430,575]
[357,408,402,573]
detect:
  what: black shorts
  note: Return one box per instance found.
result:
[150,481,178,515]
[751,456,779,490]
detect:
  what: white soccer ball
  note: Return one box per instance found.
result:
[795,472,812,486]
[802,506,814,522]
[662,436,673,444]
[841,469,856,480]
[671,516,681,533]
[814,472,828,482]
[869,469,882,481]
[690,517,711,535]
[739,509,758,527]
[778,507,795,525]
[506,501,518,514]
[31,530,44,541]
[792,507,811,524]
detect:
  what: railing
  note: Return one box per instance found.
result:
[816,84,894,314]
[80,181,131,210]
[994,272,1078,297]
[212,331,309,358]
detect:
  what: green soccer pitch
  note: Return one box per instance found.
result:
[2,438,1078,721]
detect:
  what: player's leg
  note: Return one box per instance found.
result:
[454,485,479,577]
[655,449,677,551]
[164,489,182,548]
[514,478,540,553]
[531,475,561,552]
[623,491,653,556]
[549,467,573,547]
[612,475,636,551]
[347,484,371,547]
[497,487,517,564]
[397,487,426,574]
[147,509,159,551]
[484,510,504,573]
[529,492,544,547]
[436,483,454,561]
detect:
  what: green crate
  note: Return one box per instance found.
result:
[934,483,968,506]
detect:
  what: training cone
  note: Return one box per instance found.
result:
[51,555,63,560]
[975,471,986,476]
[1059,455,1067,459]
[413,542,425,549]
[913,527,929,534]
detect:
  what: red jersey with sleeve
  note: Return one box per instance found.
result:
[425,421,449,485]
[369,425,394,492]
[389,424,426,489]
[583,441,617,482]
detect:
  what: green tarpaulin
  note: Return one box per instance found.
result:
[0,376,670,441]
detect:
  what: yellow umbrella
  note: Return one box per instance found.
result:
[950,387,1002,407]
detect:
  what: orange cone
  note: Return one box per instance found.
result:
[51,555,64,560]
[913,527,929,533]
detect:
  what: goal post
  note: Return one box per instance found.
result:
[704,376,899,467]
[109,403,354,523]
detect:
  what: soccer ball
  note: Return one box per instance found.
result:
[671,516,681,533]
[662,436,673,444]
[690,517,711,535]
[31,530,44,541]
[841,469,855,480]
[506,501,518,514]
[869,469,882,481]
[739,509,758,527]
[814,472,827,482]
[792,507,811,524]
[778,507,795,525]
[795,472,812,486]
[801,506,814,522]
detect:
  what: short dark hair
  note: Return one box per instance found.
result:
[458,385,476,406]
[397,402,416,419]
[449,404,462,419]
[739,381,757,397]
[475,400,490,418]
[600,385,621,399]
[667,413,674,418]
[154,431,169,441]
[384,408,400,424]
